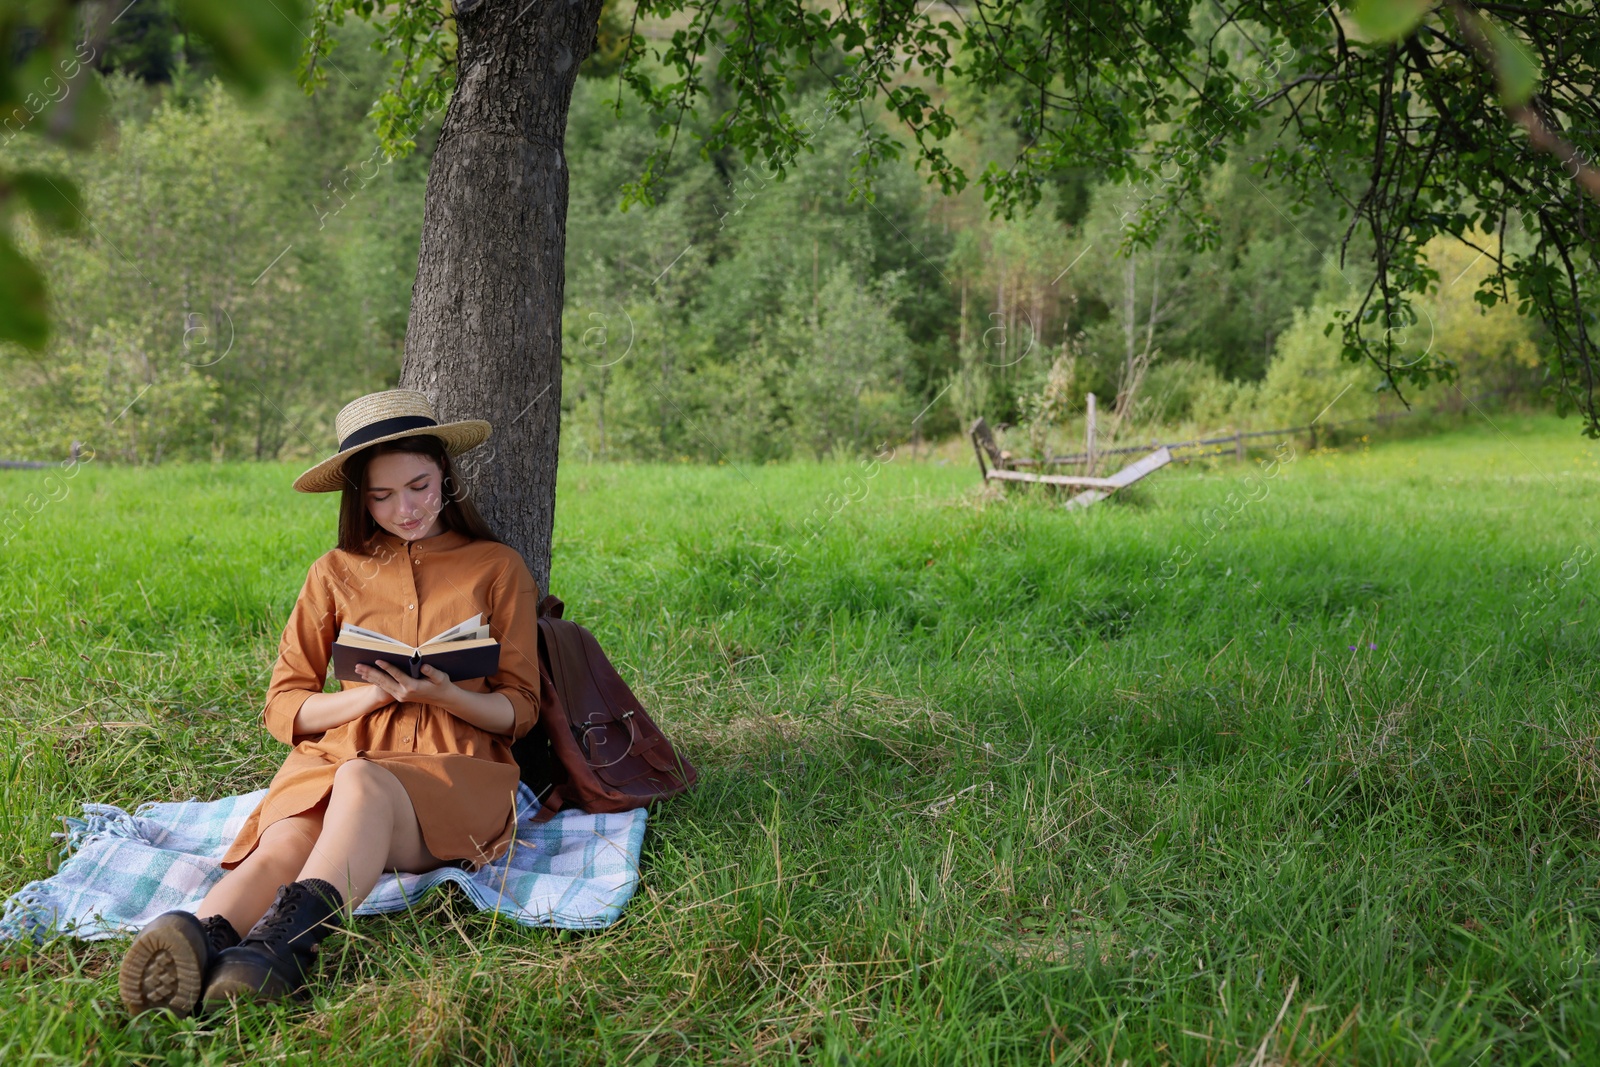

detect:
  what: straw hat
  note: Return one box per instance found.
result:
[293,389,492,493]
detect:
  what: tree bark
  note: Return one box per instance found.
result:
[401,0,603,593]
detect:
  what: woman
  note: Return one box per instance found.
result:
[117,389,545,1016]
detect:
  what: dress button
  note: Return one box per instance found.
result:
[407,603,415,610]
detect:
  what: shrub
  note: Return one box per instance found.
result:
[1256,302,1382,428]
[1141,359,1225,423]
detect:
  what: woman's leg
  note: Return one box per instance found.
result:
[197,806,326,936]
[294,758,441,911]
[121,805,326,1016]
[199,761,445,1006]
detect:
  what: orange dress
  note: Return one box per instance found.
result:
[219,527,542,873]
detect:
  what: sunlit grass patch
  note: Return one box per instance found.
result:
[3,417,1600,1063]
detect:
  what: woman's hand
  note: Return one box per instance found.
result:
[357,660,458,705]
[354,660,515,735]
[291,662,508,739]
[350,659,512,735]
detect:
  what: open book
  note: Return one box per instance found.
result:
[331,613,500,682]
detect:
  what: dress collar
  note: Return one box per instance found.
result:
[373,526,472,552]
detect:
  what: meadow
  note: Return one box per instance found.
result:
[2,415,1599,1065]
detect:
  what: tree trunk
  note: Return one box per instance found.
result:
[1123,254,1136,386]
[400,0,603,594]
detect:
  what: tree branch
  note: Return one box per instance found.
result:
[1444,0,1600,205]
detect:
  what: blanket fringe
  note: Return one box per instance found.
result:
[0,883,56,943]
[3,802,147,943]
[53,803,145,857]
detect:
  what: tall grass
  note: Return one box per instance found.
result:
[3,415,1599,1064]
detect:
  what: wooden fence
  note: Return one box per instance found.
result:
[1007,389,1510,469]
[0,441,86,471]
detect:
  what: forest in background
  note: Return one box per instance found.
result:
[0,2,1549,466]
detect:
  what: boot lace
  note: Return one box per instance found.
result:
[248,890,303,944]
[199,914,240,952]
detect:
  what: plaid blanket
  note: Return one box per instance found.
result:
[0,784,647,943]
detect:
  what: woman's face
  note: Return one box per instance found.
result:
[365,451,446,541]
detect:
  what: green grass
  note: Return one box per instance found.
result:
[4,415,1600,1064]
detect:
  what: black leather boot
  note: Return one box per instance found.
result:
[118,911,241,1017]
[202,879,345,1005]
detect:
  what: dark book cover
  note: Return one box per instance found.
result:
[331,640,500,683]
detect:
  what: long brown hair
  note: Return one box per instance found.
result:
[335,435,501,553]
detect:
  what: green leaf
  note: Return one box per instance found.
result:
[176,0,310,96]
[9,171,84,235]
[0,233,50,350]
[1484,18,1540,106]
[1350,0,1433,42]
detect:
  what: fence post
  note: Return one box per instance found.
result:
[1234,431,1244,462]
[1085,393,1097,476]
[70,440,81,464]
[1308,423,1318,451]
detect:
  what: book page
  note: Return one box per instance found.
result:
[335,633,417,655]
[422,613,486,647]
[340,614,489,653]
[340,622,405,647]
[420,637,498,652]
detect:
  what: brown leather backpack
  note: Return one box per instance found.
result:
[510,594,698,822]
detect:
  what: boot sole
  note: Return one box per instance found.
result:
[118,914,208,1017]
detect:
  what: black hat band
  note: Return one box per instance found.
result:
[338,414,439,453]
